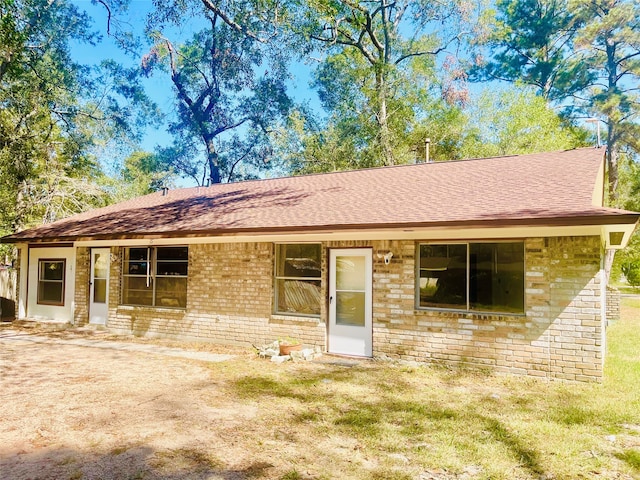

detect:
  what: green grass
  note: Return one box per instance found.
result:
[201,298,640,479]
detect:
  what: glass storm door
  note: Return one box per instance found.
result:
[329,248,373,357]
[89,248,110,325]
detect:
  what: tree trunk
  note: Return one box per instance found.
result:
[205,136,221,184]
[606,125,618,204]
[376,68,394,165]
[605,41,619,206]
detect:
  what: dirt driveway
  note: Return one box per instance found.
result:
[3,319,639,480]
[0,327,321,480]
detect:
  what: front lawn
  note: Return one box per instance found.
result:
[215,298,640,479]
[2,299,638,479]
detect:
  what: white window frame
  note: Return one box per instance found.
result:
[121,246,188,309]
[274,243,322,317]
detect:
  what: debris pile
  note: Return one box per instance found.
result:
[255,341,322,363]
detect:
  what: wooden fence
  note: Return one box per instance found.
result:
[0,268,16,320]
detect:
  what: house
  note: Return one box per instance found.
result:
[2,147,638,381]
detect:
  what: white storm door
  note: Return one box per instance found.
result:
[329,248,373,357]
[89,248,110,325]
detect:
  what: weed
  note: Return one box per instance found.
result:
[369,468,413,480]
[110,445,129,455]
[279,470,302,480]
[617,449,640,471]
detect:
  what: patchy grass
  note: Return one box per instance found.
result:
[3,299,639,479]
[202,297,640,479]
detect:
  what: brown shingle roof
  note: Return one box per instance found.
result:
[3,147,638,243]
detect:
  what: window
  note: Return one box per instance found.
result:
[121,247,188,308]
[38,259,66,305]
[275,244,321,316]
[418,242,524,314]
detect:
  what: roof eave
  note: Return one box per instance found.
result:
[4,213,638,245]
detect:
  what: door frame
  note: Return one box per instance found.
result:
[89,248,110,325]
[328,248,373,357]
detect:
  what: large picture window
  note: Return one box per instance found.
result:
[418,242,524,314]
[275,244,321,316]
[121,246,188,308]
[37,259,66,306]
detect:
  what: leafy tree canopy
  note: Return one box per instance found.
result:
[293,0,489,166]
[0,0,157,248]
[137,0,294,184]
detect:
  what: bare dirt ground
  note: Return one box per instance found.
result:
[0,325,323,480]
[2,316,639,480]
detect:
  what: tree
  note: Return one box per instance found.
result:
[469,0,590,102]
[570,0,640,204]
[278,85,586,175]
[472,0,640,205]
[0,0,100,237]
[612,152,640,288]
[296,0,486,166]
[141,1,293,185]
[454,87,588,158]
[102,151,175,201]
[0,0,156,246]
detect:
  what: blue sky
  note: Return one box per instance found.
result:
[71,0,321,158]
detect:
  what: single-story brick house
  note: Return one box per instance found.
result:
[2,147,638,381]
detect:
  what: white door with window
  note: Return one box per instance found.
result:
[329,248,373,357]
[89,248,110,325]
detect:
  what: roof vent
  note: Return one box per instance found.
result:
[585,118,602,148]
[161,186,169,196]
[425,138,431,163]
[609,231,624,247]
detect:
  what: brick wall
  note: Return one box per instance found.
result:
[74,247,90,326]
[606,286,620,322]
[105,243,326,347]
[368,236,603,381]
[546,237,603,381]
[76,235,604,381]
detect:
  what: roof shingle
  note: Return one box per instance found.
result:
[3,147,638,243]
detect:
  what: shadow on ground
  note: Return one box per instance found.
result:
[1,444,280,480]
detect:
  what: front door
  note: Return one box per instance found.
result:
[89,248,110,325]
[329,248,373,357]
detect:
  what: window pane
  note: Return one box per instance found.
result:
[37,259,65,305]
[93,253,108,279]
[93,278,107,303]
[276,279,321,315]
[336,291,365,326]
[41,261,64,281]
[470,243,524,313]
[124,248,148,275]
[121,247,189,308]
[157,246,188,261]
[124,261,146,275]
[336,256,365,291]
[126,248,149,261]
[419,244,467,309]
[156,261,188,276]
[38,281,63,304]
[276,244,321,278]
[156,277,187,308]
[121,276,153,306]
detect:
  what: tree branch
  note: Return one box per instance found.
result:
[96,0,112,35]
[199,0,266,43]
